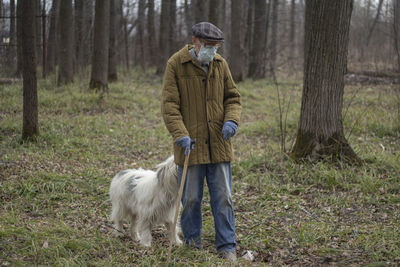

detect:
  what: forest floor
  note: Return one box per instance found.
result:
[1,70,400,266]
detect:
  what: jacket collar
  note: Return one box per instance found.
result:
[179,44,223,65]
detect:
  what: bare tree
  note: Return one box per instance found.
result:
[8,0,16,68]
[291,0,359,163]
[21,0,39,140]
[136,0,146,70]
[365,0,384,47]
[184,0,193,36]
[248,0,267,79]
[90,0,110,90]
[394,0,400,72]
[270,0,279,73]
[58,0,74,85]
[36,0,42,66]
[46,0,60,74]
[168,0,177,56]
[16,0,22,77]
[289,0,296,65]
[230,0,246,82]
[108,0,118,81]
[147,0,157,66]
[209,0,223,27]
[192,0,208,23]
[157,0,170,74]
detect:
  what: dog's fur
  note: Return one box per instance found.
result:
[109,156,182,247]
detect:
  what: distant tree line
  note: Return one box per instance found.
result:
[1,0,400,85]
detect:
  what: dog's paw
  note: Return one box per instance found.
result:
[139,240,152,247]
[113,230,124,237]
[174,237,183,246]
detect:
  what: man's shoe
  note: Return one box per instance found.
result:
[219,250,237,261]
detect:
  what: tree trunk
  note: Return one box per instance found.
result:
[192,0,208,23]
[291,0,359,163]
[289,0,296,65]
[21,0,39,140]
[75,0,84,71]
[168,0,177,57]
[90,0,110,90]
[248,0,267,79]
[147,0,157,67]
[209,0,222,27]
[184,0,192,36]
[108,0,118,81]
[16,0,23,77]
[230,0,246,82]
[270,0,279,73]
[394,0,400,72]
[36,0,42,67]
[365,0,384,47]
[46,0,60,74]
[58,0,74,85]
[157,0,170,74]
[244,0,254,75]
[136,0,146,70]
[8,0,16,68]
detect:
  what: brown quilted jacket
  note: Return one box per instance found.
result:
[161,44,241,166]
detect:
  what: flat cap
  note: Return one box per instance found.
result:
[192,22,224,42]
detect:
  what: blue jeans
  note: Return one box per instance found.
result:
[177,162,236,252]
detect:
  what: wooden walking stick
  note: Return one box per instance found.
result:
[165,142,194,266]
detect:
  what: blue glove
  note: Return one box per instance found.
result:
[222,121,238,140]
[176,136,195,155]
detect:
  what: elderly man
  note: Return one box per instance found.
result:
[161,22,241,261]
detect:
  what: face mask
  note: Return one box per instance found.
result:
[197,44,218,64]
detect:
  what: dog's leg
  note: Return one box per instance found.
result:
[165,221,183,246]
[111,208,125,237]
[129,214,138,240]
[137,220,152,247]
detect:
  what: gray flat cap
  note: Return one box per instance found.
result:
[192,22,224,42]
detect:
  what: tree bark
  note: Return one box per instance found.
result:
[157,0,170,74]
[270,0,279,73]
[168,0,177,57]
[136,0,146,70]
[230,0,246,82]
[8,0,16,68]
[46,0,60,74]
[192,0,208,23]
[21,0,39,140]
[365,0,384,47]
[58,0,74,85]
[90,0,110,90]
[291,0,359,163]
[147,0,157,66]
[289,0,296,65]
[36,0,42,66]
[108,0,118,81]
[394,0,400,72]
[248,0,267,79]
[16,0,23,77]
[75,0,84,70]
[184,0,192,36]
[209,0,222,27]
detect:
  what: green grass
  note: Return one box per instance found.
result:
[1,69,400,266]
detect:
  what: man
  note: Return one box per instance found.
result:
[161,22,241,261]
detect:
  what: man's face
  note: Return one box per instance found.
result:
[192,37,221,55]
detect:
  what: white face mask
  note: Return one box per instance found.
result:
[197,44,218,64]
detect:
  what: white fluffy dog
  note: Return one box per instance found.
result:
[109,156,182,247]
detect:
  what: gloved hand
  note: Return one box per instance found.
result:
[222,121,238,140]
[176,136,195,155]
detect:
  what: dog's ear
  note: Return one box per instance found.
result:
[156,167,165,181]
